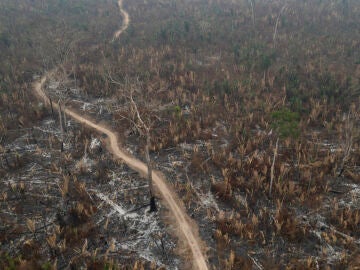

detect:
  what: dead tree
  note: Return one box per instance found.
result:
[273,4,288,49]
[269,138,279,196]
[248,0,256,32]
[338,109,358,177]
[57,97,69,152]
[63,103,67,133]
[58,101,64,152]
[130,95,157,212]
[109,76,158,212]
[49,97,54,118]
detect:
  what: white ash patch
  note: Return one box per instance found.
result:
[80,102,95,111]
[27,162,43,172]
[41,151,51,159]
[344,183,360,207]
[92,191,138,219]
[322,245,344,265]
[5,177,16,186]
[171,160,184,167]
[90,137,101,150]
[90,186,176,268]
[198,190,220,212]
[66,120,72,127]
[76,155,95,173]
[125,147,134,155]
[70,87,80,96]
[116,213,169,267]
[42,119,56,126]
[48,80,59,90]
[179,141,205,151]
[62,142,72,151]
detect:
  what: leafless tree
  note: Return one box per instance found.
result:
[248,0,256,32]
[338,108,359,177]
[273,4,288,49]
[109,75,158,212]
[269,138,279,196]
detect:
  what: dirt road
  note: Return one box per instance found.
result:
[113,0,130,40]
[33,1,209,269]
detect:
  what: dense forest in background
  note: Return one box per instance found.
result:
[1,0,359,135]
[1,0,360,269]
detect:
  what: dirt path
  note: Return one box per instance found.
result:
[33,1,209,269]
[113,0,130,40]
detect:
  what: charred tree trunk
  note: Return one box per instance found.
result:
[146,130,157,212]
[149,196,157,213]
[49,98,54,119]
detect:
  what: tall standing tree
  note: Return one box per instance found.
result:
[109,76,159,212]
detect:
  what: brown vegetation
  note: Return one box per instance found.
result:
[1,0,360,269]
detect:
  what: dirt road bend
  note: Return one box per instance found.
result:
[32,1,209,269]
[113,0,130,40]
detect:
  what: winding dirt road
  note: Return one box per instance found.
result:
[113,0,130,40]
[33,1,208,269]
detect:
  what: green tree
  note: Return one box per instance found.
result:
[271,108,300,139]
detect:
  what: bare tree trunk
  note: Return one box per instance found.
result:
[73,64,77,90]
[58,101,64,152]
[269,138,279,196]
[63,104,67,133]
[273,5,288,49]
[110,77,158,212]
[4,156,10,168]
[145,129,157,212]
[58,102,63,134]
[49,98,54,119]
[338,113,353,177]
[249,0,255,32]
[145,132,153,196]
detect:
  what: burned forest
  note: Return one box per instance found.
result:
[1,0,360,269]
